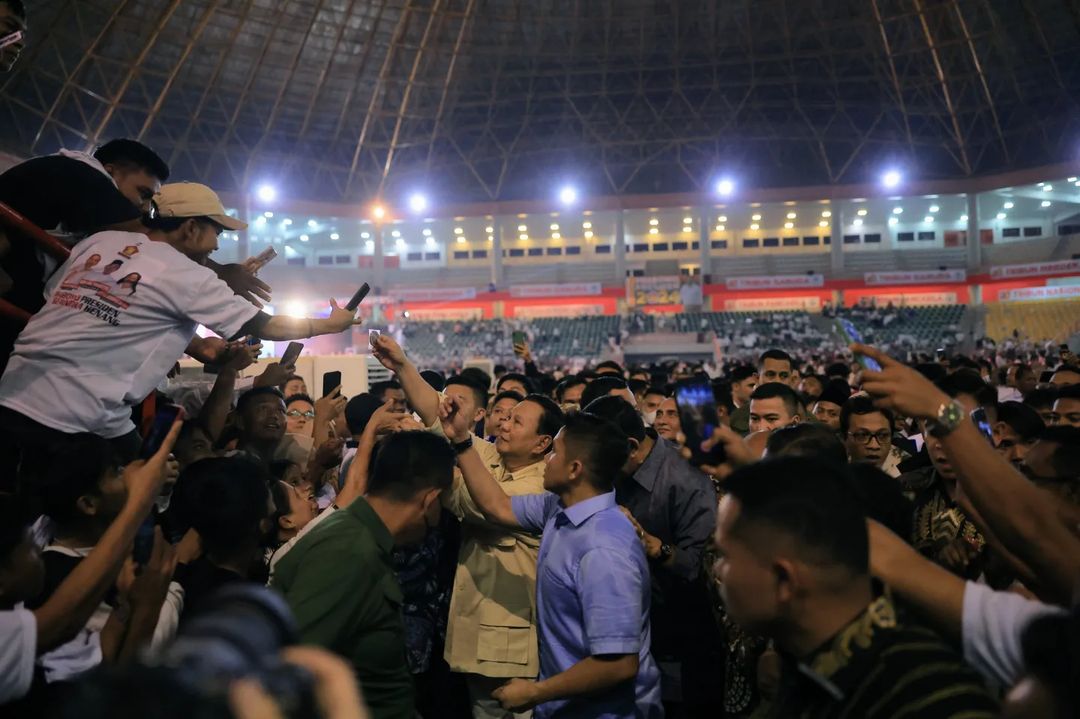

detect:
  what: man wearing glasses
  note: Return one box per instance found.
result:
[841,396,898,476]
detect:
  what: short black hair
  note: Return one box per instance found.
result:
[996,401,1045,441]
[595,360,624,376]
[497,372,532,393]
[367,431,454,502]
[491,389,525,407]
[1024,387,1058,412]
[723,458,868,577]
[579,376,629,410]
[915,363,948,384]
[36,434,122,527]
[758,349,793,369]
[445,374,487,410]
[749,382,802,418]
[93,139,170,181]
[461,367,492,392]
[420,370,445,392]
[523,394,565,449]
[236,386,284,418]
[178,457,271,553]
[563,412,631,491]
[845,463,914,541]
[1052,364,1080,379]
[825,362,850,379]
[627,378,648,397]
[369,380,402,401]
[766,423,847,466]
[284,393,314,408]
[730,364,758,383]
[840,395,894,435]
[1036,426,1080,478]
[937,369,995,407]
[712,380,736,415]
[554,376,587,403]
[583,395,646,442]
[344,393,384,435]
[643,384,668,399]
[1057,383,1080,401]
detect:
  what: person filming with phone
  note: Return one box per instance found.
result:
[0,182,363,480]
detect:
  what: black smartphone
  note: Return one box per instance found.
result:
[322,370,342,398]
[281,341,303,367]
[345,282,371,312]
[935,347,946,362]
[1039,370,1054,383]
[834,319,882,372]
[674,378,727,467]
[971,407,994,443]
[512,330,526,346]
[141,404,182,460]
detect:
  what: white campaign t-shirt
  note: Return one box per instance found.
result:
[0,231,260,438]
[0,608,36,703]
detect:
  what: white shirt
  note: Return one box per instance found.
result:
[0,609,36,703]
[961,581,1065,687]
[0,231,260,438]
[34,546,109,684]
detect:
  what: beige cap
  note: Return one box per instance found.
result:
[153,182,247,231]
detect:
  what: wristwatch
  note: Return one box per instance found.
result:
[654,542,673,563]
[452,436,474,455]
[926,399,965,438]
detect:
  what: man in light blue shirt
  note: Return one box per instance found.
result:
[440,401,663,718]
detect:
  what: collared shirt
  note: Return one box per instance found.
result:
[902,468,987,580]
[512,491,663,719]
[271,497,413,719]
[427,417,546,678]
[616,432,717,583]
[775,595,998,719]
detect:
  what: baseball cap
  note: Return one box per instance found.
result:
[153,182,247,231]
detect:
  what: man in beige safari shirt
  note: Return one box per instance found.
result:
[372,335,564,718]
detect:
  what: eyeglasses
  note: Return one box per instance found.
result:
[286,410,315,419]
[848,430,892,446]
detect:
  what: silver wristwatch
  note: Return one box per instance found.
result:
[926,399,965,438]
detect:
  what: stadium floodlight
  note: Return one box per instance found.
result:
[330,233,340,240]
[408,193,429,213]
[372,204,386,220]
[256,184,277,203]
[715,178,735,197]
[558,185,578,206]
[880,170,902,189]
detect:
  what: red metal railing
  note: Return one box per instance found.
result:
[0,201,72,325]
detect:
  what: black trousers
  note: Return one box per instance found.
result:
[0,405,141,494]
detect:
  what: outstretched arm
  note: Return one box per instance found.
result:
[370,333,441,425]
[440,395,519,528]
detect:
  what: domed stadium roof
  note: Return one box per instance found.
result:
[3,0,1080,204]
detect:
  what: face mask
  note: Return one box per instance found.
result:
[642,410,657,426]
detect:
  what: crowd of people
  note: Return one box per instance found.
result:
[1,2,1079,716]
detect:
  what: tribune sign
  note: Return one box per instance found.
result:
[725,274,825,290]
[999,285,1080,302]
[392,287,477,302]
[509,283,602,298]
[864,269,966,285]
[989,260,1080,280]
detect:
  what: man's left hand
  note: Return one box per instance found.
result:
[213,262,273,307]
[617,506,662,559]
[492,678,542,712]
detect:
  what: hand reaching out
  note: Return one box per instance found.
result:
[853,343,951,420]
[327,298,362,334]
[370,332,407,371]
[215,262,273,307]
[438,394,473,443]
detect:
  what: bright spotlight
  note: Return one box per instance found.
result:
[558,185,578,205]
[408,193,428,213]
[715,178,735,196]
[256,184,277,203]
[881,170,902,189]
[372,204,386,220]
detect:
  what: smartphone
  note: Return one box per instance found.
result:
[512,330,527,347]
[935,347,946,362]
[345,282,371,312]
[281,341,303,367]
[368,329,381,344]
[248,247,278,272]
[971,407,994,443]
[322,370,342,398]
[834,319,883,372]
[0,30,22,50]
[674,378,727,467]
[1039,370,1054,384]
[140,404,182,459]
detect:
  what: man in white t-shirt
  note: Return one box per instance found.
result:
[0,182,362,471]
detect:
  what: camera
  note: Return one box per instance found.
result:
[59,585,317,718]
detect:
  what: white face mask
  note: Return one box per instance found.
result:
[642,410,657,426]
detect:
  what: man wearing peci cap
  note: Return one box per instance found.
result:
[811,379,852,432]
[0,182,363,469]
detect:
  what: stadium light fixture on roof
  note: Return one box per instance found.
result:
[254,216,266,226]
[408,193,428,213]
[256,184,277,203]
[485,226,494,233]
[751,213,762,221]
[330,233,340,240]
[880,169,902,189]
[371,204,386,220]
[299,234,309,242]
[715,178,735,197]
[996,212,1006,220]
[856,208,868,216]
[584,230,594,238]
[395,238,405,249]
[923,216,934,223]
[263,211,274,218]
[852,218,863,227]
[1003,201,1014,209]
[422,228,432,236]
[1043,185,1053,191]
[365,239,374,249]
[360,231,370,239]
[307,219,318,228]
[558,185,578,206]
[821,210,832,218]
[750,223,759,231]
[1041,200,1052,207]
[282,218,292,226]
[892,207,902,214]
[1069,177,1077,182]
[929,205,939,213]
[960,214,968,222]
[888,217,898,226]
[818,220,828,228]
[786,212,796,219]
